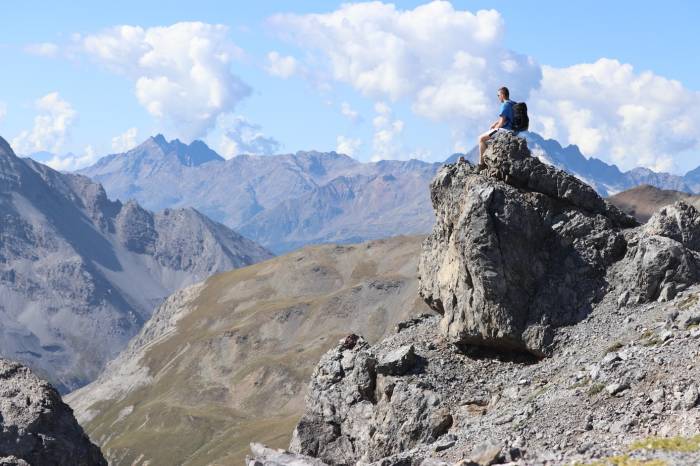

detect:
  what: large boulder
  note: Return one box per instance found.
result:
[616,201,700,304]
[418,131,635,356]
[0,359,106,465]
[289,335,451,465]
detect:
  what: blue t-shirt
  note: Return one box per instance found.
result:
[499,100,514,130]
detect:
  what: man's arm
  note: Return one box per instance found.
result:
[490,116,507,129]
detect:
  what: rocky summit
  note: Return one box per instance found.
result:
[249,131,700,465]
[0,358,105,465]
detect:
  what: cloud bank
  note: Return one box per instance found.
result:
[80,22,251,140]
[12,92,76,155]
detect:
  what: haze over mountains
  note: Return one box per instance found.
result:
[79,135,441,253]
[78,133,699,254]
[0,135,272,392]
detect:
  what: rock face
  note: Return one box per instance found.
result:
[0,135,272,391]
[0,359,105,465]
[418,132,636,355]
[616,201,700,304]
[290,332,451,465]
[269,132,700,466]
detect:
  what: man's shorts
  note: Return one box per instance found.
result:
[488,127,514,137]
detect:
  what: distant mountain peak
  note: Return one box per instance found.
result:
[131,135,224,167]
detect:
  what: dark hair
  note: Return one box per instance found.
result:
[498,87,509,99]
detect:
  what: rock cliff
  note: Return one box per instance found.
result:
[0,359,105,465]
[251,131,700,465]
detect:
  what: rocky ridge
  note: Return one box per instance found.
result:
[249,131,700,465]
[0,358,106,465]
[0,135,272,391]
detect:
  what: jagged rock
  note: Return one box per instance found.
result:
[246,442,328,466]
[463,439,504,466]
[290,336,451,465]
[643,202,700,252]
[0,359,106,465]
[376,345,417,376]
[418,131,634,355]
[616,202,700,304]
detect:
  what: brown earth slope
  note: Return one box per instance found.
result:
[608,184,700,222]
[66,235,432,466]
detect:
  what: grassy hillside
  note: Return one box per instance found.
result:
[608,184,700,222]
[67,235,432,466]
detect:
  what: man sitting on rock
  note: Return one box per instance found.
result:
[477,86,514,169]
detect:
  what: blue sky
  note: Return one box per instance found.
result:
[0,1,698,173]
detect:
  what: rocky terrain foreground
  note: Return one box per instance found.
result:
[0,358,106,465]
[248,132,700,465]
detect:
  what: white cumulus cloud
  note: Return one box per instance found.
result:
[80,22,251,140]
[213,114,281,158]
[270,0,541,134]
[531,58,700,172]
[371,102,404,161]
[111,127,139,152]
[44,145,100,171]
[266,51,301,78]
[336,135,361,156]
[12,92,77,155]
[340,101,361,122]
[0,102,6,123]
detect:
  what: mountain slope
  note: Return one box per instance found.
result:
[78,137,440,253]
[66,235,433,466]
[608,184,700,222]
[0,136,272,391]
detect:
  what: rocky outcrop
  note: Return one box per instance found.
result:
[616,201,700,304]
[262,132,700,466]
[290,332,451,465]
[0,359,105,465]
[418,132,635,356]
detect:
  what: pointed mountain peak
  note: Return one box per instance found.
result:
[134,135,223,167]
[0,135,17,159]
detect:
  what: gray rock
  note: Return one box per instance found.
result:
[643,201,700,252]
[377,345,418,376]
[0,359,106,465]
[246,443,329,466]
[290,336,452,464]
[605,382,630,396]
[418,131,632,355]
[682,385,699,410]
[465,439,504,466]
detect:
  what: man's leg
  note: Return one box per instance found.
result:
[478,130,494,164]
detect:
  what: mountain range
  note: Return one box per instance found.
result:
[77,137,443,253]
[0,135,272,392]
[77,133,699,254]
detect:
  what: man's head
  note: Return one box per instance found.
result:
[498,86,509,102]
